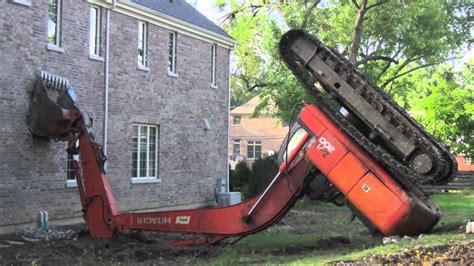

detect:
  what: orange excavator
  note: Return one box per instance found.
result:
[27,30,455,246]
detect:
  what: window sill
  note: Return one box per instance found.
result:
[211,84,218,90]
[10,0,31,6]
[137,64,150,72]
[167,71,179,78]
[247,158,262,161]
[66,180,78,188]
[89,54,104,62]
[47,44,64,53]
[131,177,161,184]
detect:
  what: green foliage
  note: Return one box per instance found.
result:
[230,161,250,191]
[221,0,473,150]
[244,156,279,198]
[230,156,279,198]
[396,59,474,155]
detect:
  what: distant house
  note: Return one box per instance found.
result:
[1,0,233,234]
[229,96,288,167]
[455,156,474,172]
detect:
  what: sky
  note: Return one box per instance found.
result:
[190,0,224,25]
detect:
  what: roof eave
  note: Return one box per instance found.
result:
[105,0,235,48]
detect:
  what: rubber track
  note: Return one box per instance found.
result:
[279,30,456,185]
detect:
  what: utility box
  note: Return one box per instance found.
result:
[215,179,226,194]
[217,192,241,207]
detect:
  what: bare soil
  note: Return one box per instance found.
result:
[0,208,471,265]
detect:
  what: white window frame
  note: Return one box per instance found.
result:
[233,139,241,157]
[211,44,217,88]
[47,0,63,52]
[66,153,79,188]
[89,6,102,59]
[247,140,262,160]
[168,31,178,76]
[137,21,149,70]
[131,124,159,184]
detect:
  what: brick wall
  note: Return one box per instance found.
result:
[0,0,229,230]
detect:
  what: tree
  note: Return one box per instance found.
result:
[218,0,473,149]
[405,59,474,156]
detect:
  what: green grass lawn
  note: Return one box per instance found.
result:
[204,191,474,265]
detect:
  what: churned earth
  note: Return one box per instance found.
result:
[0,197,472,265]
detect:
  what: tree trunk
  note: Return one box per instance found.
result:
[348,0,368,63]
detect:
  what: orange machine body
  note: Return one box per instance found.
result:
[298,104,439,235]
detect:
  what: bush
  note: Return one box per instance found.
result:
[230,161,250,191]
[243,156,279,199]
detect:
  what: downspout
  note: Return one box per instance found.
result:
[226,49,232,192]
[103,0,116,156]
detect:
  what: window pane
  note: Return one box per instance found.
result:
[255,143,262,159]
[139,126,147,177]
[138,22,147,66]
[233,116,241,125]
[233,140,240,156]
[168,32,176,73]
[132,124,159,179]
[89,8,98,55]
[148,126,156,177]
[247,141,254,159]
[131,125,138,177]
[211,44,216,85]
[67,153,75,180]
[48,0,59,45]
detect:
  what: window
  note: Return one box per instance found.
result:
[168,32,177,74]
[132,124,159,182]
[66,153,79,187]
[47,0,62,47]
[233,140,241,157]
[247,141,262,159]
[211,44,217,86]
[89,7,101,57]
[465,157,472,165]
[137,21,148,67]
[233,115,241,125]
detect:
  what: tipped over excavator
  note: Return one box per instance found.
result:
[26,30,456,246]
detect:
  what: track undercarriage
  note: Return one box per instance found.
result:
[279,30,457,186]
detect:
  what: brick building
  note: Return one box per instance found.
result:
[0,0,233,233]
[229,96,288,167]
[455,156,474,172]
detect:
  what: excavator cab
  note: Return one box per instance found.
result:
[27,71,81,140]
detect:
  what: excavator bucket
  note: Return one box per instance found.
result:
[27,72,81,140]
